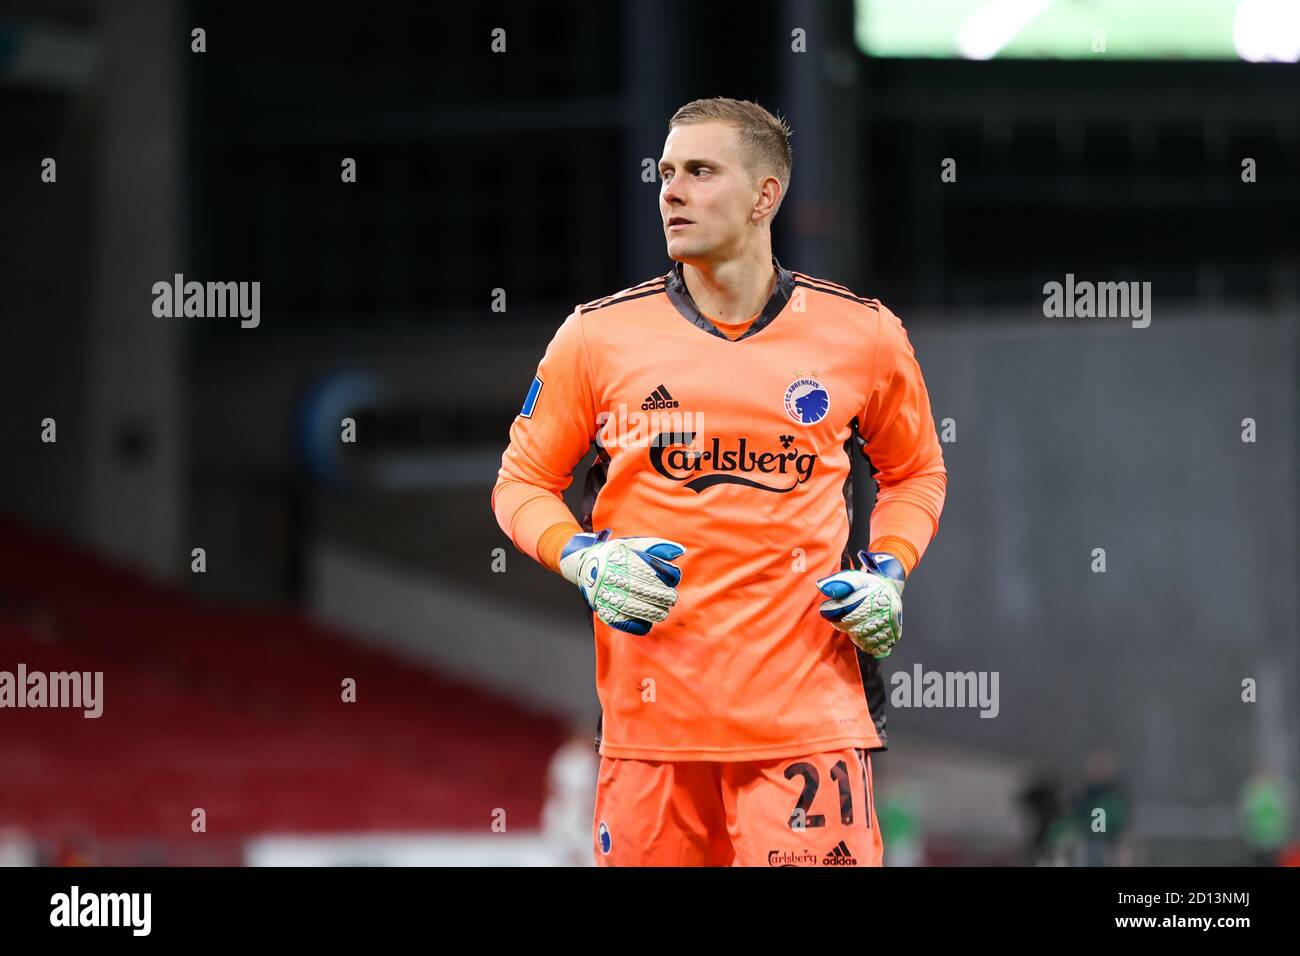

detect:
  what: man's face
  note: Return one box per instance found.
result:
[658,122,758,262]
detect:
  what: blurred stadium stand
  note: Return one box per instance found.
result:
[0,516,567,865]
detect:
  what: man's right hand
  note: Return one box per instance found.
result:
[558,529,686,635]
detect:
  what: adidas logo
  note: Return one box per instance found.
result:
[641,384,680,411]
[822,840,858,866]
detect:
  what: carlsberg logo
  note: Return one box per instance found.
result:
[649,432,817,494]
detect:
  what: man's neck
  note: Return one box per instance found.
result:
[681,251,777,324]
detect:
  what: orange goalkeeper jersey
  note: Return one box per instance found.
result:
[493,257,947,761]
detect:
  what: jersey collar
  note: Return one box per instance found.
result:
[665,256,795,343]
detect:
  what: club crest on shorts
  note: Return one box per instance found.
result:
[597,820,612,854]
[784,377,829,425]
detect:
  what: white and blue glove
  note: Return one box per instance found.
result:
[815,551,907,658]
[559,529,686,635]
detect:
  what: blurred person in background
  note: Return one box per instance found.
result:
[0,830,36,868]
[876,780,924,867]
[1072,750,1131,867]
[52,833,95,868]
[542,723,601,866]
[1017,772,1072,866]
[1239,769,1292,866]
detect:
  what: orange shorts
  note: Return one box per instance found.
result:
[592,746,883,867]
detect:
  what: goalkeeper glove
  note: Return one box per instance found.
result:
[559,528,686,635]
[815,550,906,658]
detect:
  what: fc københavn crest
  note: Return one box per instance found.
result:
[784,377,829,425]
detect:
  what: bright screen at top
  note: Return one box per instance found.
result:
[854,0,1300,61]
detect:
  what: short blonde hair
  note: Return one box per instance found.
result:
[668,97,793,216]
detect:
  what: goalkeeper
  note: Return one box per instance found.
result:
[492,97,946,867]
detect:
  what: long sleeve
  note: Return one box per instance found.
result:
[491,308,599,566]
[858,303,948,573]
